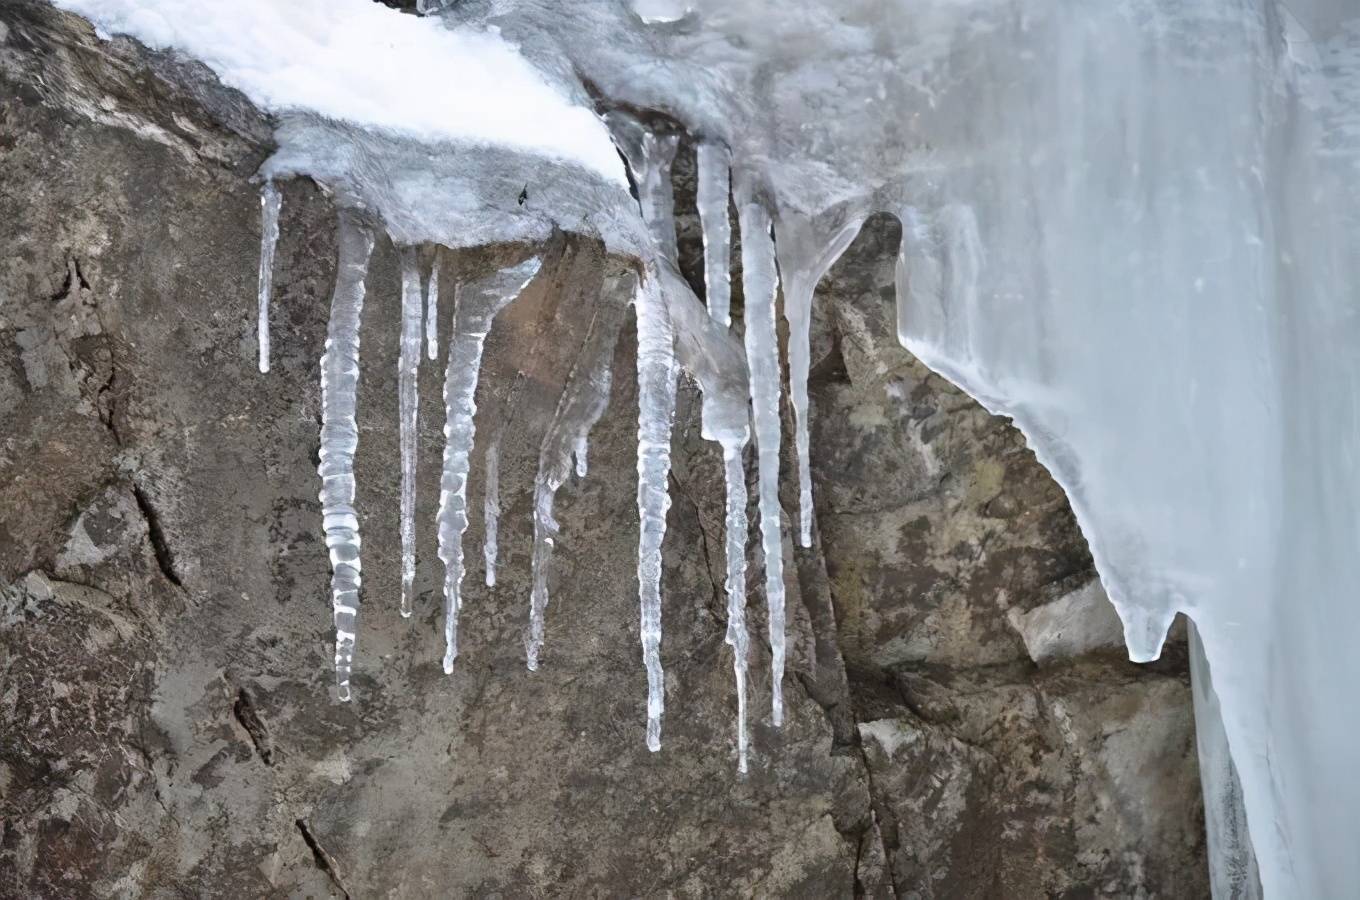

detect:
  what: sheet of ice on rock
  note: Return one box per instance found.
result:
[879,5,1360,897]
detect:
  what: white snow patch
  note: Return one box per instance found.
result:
[53,0,625,183]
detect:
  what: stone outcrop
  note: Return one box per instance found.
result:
[0,4,1207,896]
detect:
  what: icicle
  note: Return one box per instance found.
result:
[615,111,754,762]
[256,181,282,374]
[696,143,733,327]
[398,247,424,618]
[425,260,440,361]
[721,439,751,772]
[657,258,754,768]
[573,434,589,478]
[634,270,677,751]
[774,210,865,548]
[606,113,680,259]
[436,256,541,673]
[525,272,629,671]
[736,189,787,727]
[319,211,374,701]
[483,438,500,587]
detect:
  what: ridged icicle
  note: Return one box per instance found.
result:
[736,187,787,727]
[633,270,677,751]
[436,257,541,673]
[398,247,424,618]
[615,110,753,763]
[319,211,375,701]
[774,210,864,548]
[525,271,629,670]
[256,181,282,374]
[696,143,733,326]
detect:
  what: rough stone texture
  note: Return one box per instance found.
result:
[1,5,1208,897]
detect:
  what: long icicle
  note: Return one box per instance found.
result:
[634,269,677,751]
[774,211,865,548]
[736,190,787,727]
[696,143,733,327]
[425,258,440,361]
[319,210,374,701]
[398,247,424,618]
[614,111,753,762]
[525,271,630,670]
[436,256,542,673]
[697,144,751,765]
[721,439,751,770]
[256,181,282,374]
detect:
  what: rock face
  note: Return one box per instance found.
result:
[0,5,1208,897]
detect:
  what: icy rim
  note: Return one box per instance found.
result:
[56,1,1360,895]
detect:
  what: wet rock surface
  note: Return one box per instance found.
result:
[1,5,1207,897]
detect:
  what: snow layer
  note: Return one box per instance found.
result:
[52,0,623,183]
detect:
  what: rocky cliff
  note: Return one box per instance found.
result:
[0,5,1207,897]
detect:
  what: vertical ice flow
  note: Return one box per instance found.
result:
[318,211,374,701]
[633,270,677,751]
[696,143,733,326]
[774,210,864,547]
[525,272,629,670]
[398,247,424,618]
[436,256,541,673]
[425,261,440,361]
[256,181,282,374]
[737,191,787,727]
[1189,622,1263,899]
[482,438,500,587]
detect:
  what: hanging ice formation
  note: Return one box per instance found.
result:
[256,181,282,374]
[425,260,440,361]
[525,272,630,670]
[436,257,543,673]
[398,248,424,618]
[774,209,866,548]
[632,271,677,752]
[612,111,753,761]
[695,143,732,327]
[318,211,375,702]
[482,436,500,587]
[734,185,788,728]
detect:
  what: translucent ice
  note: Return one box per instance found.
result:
[437,257,542,673]
[633,271,677,752]
[735,188,786,728]
[774,207,865,548]
[397,247,424,619]
[318,211,374,701]
[695,142,733,326]
[255,181,281,374]
[425,260,440,362]
[525,272,629,670]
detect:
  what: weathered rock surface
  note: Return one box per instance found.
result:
[1,4,1208,897]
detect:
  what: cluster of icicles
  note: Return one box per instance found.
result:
[255,122,866,774]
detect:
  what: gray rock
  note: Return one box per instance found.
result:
[1007,578,1126,665]
[0,5,1207,897]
